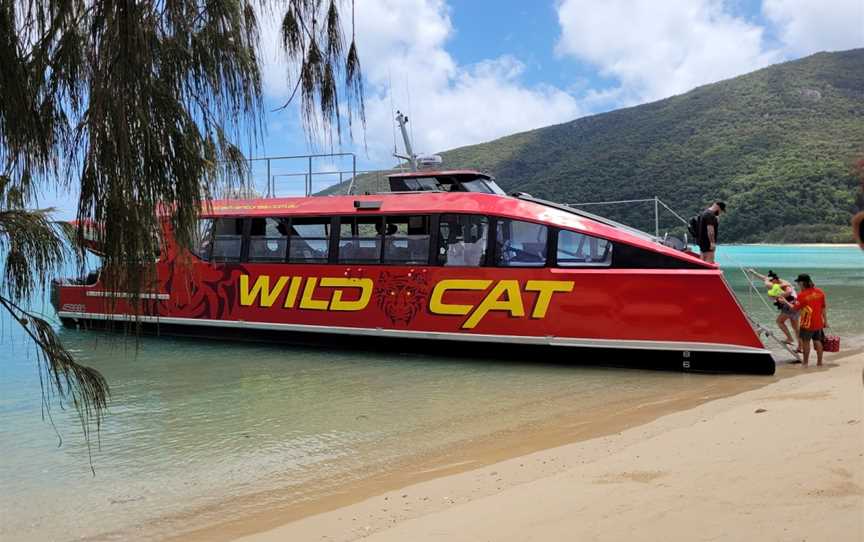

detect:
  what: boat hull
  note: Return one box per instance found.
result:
[58,315,775,375]
[54,262,774,375]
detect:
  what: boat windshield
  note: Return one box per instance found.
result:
[459,178,506,195]
[388,173,506,195]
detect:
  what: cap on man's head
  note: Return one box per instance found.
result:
[716,201,727,212]
[795,273,812,283]
[767,270,779,280]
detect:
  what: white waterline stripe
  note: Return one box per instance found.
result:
[84,291,170,300]
[57,312,771,355]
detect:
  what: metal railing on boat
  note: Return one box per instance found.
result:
[567,196,690,244]
[229,153,411,198]
[231,155,694,248]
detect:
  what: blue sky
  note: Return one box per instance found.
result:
[253,0,862,173]
[44,0,864,212]
[444,0,782,89]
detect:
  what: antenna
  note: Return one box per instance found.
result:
[388,67,398,157]
[405,77,415,150]
[394,111,417,171]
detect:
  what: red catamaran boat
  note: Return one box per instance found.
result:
[52,167,775,375]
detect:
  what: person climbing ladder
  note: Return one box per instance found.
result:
[747,269,801,353]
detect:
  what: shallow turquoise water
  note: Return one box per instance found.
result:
[0,245,861,541]
[718,245,863,346]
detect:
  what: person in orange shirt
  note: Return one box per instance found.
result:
[781,274,828,367]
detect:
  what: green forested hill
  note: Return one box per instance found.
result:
[333,49,864,243]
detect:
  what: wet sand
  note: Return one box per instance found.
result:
[228,350,863,542]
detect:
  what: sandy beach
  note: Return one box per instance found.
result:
[234,351,863,542]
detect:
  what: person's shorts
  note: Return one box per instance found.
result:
[799,328,825,342]
[779,305,799,318]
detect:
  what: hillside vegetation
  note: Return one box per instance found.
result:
[331,49,864,243]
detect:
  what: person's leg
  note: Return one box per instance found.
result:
[814,335,824,366]
[801,338,811,367]
[702,251,715,263]
[791,317,801,351]
[777,314,793,343]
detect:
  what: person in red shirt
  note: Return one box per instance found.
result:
[781,274,828,367]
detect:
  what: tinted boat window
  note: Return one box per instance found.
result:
[289,218,330,263]
[459,179,507,196]
[193,218,214,261]
[338,216,383,263]
[249,217,289,262]
[383,216,431,264]
[557,230,612,267]
[389,177,443,192]
[610,242,701,269]
[496,219,548,267]
[211,218,243,262]
[438,214,488,266]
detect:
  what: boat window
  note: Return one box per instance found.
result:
[389,176,444,192]
[338,216,383,263]
[211,218,243,262]
[438,214,489,266]
[383,215,431,264]
[289,218,330,263]
[458,179,507,196]
[557,230,612,267]
[496,219,548,267]
[249,217,289,262]
[193,218,215,261]
[608,242,701,269]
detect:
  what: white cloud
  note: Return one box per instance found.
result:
[260,0,581,162]
[258,0,863,163]
[556,0,782,105]
[763,0,864,55]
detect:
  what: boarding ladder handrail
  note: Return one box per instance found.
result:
[723,253,802,362]
[566,196,799,362]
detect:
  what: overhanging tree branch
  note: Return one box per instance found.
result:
[0,0,365,456]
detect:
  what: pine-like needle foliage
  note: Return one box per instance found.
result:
[280,0,365,143]
[0,0,363,451]
[0,178,108,464]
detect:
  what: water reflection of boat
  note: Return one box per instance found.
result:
[52,163,774,375]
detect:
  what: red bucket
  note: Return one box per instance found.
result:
[823,334,840,353]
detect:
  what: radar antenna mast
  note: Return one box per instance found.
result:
[394,111,417,171]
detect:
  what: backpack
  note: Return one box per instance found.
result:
[687,214,701,242]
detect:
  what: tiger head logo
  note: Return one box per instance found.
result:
[375,272,429,325]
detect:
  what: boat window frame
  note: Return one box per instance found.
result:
[240,218,252,262]
[202,213,690,270]
[205,212,590,268]
[284,216,335,264]
[226,213,436,266]
[247,216,291,263]
[193,217,216,262]
[436,213,494,267]
[492,216,552,268]
[205,216,246,264]
[381,214,434,266]
[237,215,332,265]
[335,215,386,264]
[552,227,614,268]
[330,214,436,266]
